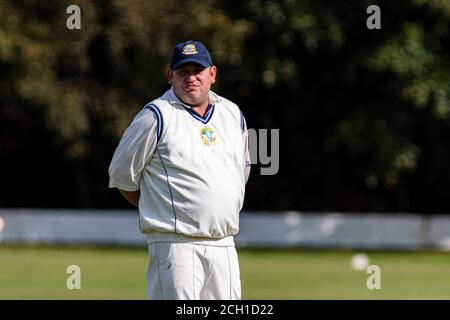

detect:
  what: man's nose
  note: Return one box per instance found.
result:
[185,73,197,81]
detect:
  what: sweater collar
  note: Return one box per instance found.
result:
[167,87,221,108]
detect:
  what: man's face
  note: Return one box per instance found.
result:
[167,63,217,107]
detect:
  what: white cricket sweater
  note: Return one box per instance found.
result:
[109,88,250,245]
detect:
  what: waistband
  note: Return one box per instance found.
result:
[146,232,235,247]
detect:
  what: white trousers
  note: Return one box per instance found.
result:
[147,242,241,300]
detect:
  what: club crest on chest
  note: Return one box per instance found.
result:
[200,127,217,146]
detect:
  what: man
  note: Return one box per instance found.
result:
[108,40,251,300]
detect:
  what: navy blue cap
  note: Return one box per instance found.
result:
[170,40,213,70]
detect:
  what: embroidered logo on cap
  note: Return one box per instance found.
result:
[182,44,198,55]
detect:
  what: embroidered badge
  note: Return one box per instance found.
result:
[182,44,198,55]
[200,127,217,146]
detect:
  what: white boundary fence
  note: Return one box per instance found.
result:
[1,209,450,250]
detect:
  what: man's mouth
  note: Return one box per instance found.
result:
[185,85,198,91]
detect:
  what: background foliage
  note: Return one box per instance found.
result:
[1,0,449,213]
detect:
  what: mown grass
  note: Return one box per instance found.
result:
[1,246,449,299]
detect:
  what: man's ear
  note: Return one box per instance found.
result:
[210,65,217,85]
[167,68,173,85]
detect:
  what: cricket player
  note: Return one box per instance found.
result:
[108,40,251,300]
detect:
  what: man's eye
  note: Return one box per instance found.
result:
[177,69,203,76]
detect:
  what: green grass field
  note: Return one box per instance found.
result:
[1,246,449,299]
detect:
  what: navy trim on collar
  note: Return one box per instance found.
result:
[183,104,215,124]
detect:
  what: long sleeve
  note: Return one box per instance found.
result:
[108,109,158,191]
